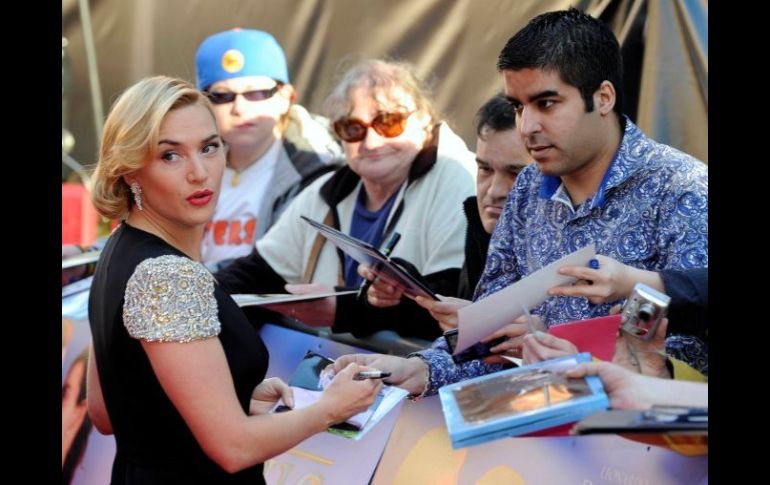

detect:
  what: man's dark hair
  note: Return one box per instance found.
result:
[497,8,623,115]
[475,93,516,137]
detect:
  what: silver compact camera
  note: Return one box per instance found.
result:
[620,283,671,340]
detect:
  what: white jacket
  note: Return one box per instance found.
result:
[257,123,476,285]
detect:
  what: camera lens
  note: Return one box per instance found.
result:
[638,302,655,321]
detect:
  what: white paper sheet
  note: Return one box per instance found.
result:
[230,290,357,307]
[455,244,596,354]
[277,384,408,440]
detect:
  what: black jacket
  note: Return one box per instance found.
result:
[457,196,491,300]
[661,268,708,344]
[335,196,491,340]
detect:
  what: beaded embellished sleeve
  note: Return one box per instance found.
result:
[123,255,221,342]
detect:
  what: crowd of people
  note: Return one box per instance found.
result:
[62,8,707,483]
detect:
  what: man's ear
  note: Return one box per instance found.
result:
[595,80,616,115]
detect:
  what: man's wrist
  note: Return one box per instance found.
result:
[405,354,431,400]
[627,266,664,294]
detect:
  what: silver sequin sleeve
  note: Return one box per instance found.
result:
[123,255,221,342]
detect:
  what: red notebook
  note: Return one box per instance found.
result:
[523,314,621,438]
[548,314,621,362]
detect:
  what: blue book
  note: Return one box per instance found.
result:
[439,353,609,448]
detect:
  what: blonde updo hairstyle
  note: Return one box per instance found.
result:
[90,76,214,220]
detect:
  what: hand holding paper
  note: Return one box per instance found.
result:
[439,353,609,448]
[521,331,579,365]
[456,244,596,354]
[548,254,660,304]
[249,377,294,416]
[275,351,408,440]
[358,265,404,308]
[414,295,470,332]
[316,363,383,426]
[332,353,429,398]
[301,215,438,300]
[480,312,547,365]
[231,288,357,307]
[232,283,345,327]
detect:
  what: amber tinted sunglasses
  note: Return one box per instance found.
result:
[333,111,411,142]
[205,84,282,105]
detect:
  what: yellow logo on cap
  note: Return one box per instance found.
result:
[221,49,245,74]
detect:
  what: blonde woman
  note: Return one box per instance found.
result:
[86,76,379,484]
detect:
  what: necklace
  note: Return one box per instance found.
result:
[228,159,257,187]
[229,146,269,187]
[228,164,249,187]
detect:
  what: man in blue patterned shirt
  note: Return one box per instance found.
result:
[334,8,707,397]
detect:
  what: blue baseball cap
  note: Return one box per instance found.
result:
[195,28,289,90]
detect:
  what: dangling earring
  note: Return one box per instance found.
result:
[130,181,143,211]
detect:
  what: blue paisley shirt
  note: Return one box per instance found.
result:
[412,118,708,395]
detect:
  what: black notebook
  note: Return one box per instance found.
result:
[573,406,708,435]
[300,215,438,300]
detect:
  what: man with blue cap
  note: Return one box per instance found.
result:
[195,28,342,269]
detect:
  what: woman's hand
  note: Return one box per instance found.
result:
[317,363,382,426]
[249,377,294,416]
[331,353,429,397]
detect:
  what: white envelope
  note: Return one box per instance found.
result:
[230,290,357,307]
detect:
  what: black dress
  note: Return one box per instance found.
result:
[89,223,269,484]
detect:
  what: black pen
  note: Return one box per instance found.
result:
[380,232,401,258]
[353,371,392,380]
[357,232,401,298]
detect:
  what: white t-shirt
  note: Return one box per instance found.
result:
[201,139,281,265]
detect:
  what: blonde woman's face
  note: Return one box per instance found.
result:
[133,104,225,229]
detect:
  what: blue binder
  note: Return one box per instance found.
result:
[439,353,609,448]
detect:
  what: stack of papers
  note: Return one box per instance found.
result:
[274,350,408,440]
